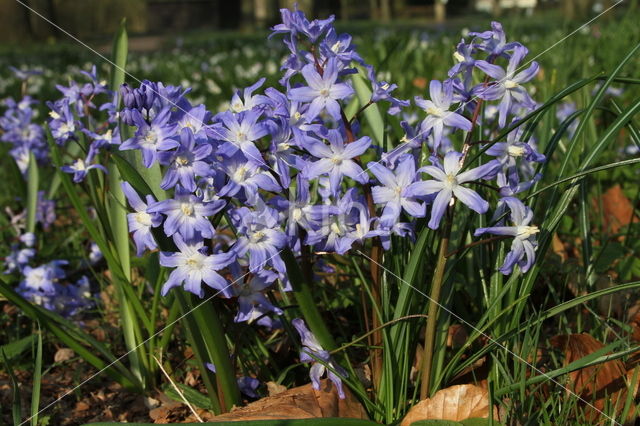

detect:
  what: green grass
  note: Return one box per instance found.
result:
[1,7,640,425]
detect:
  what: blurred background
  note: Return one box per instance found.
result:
[0,0,623,43]
[0,0,633,113]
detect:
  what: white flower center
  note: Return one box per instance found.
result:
[504,80,519,89]
[320,88,330,98]
[331,155,343,165]
[453,51,465,63]
[73,158,86,171]
[233,166,248,182]
[185,255,204,270]
[59,122,74,134]
[250,230,266,244]
[135,212,152,226]
[330,222,342,235]
[292,207,303,222]
[176,156,190,166]
[444,173,458,189]
[516,225,539,239]
[331,41,342,53]
[180,203,194,216]
[236,131,247,142]
[143,130,157,145]
[426,106,445,117]
[49,111,60,120]
[381,82,390,90]
[232,102,245,113]
[278,142,290,151]
[507,145,526,157]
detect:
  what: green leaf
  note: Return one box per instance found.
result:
[31,327,43,426]
[0,335,36,362]
[26,150,39,233]
[110,18,128,91]
[163,382,215,411]
[351,68,384,146]
[1,349,22,426]
[282,248,336,351]
[0,278,141,391]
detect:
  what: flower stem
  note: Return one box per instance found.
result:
[419,215,452,399]
[420,85,487,399]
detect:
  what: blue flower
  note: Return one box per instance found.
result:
[148,186,225,242]
[48,100,78,144]
[475,45,539,127]
[292,318,347,399]
[306,189,375,254]
[122,182,163,256]
[61,155,108,183]
[288,58,354,122]
[119,107,179,168]
[474,197,539,274]
[158,128,212,192]
[232,204,287,274]
[409,151,500,229]
[218,153,282,206]
[4,244,35,274]
[486,121,545,194]
[366,66,409,115]
[159,235,234,297]
[415,80,472,152]
[368,155,426,226]
[271,6,334,44]
[470,21,521,59]
[19,260,68,294]
[302,129,370,195]
[233,272,283,323]
[216,110,268,166]
[229,78,270,113]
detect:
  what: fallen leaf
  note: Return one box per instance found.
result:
[629,302,640,342]
[447,324,468,349]
[412,77,427,89]
[550,333,628,422]
[552,233,568,262]
[209,379,367,421]
[75,401,90,411]
[400,384,497,426]
[265,381,287,396]
[600,185,638,235]
[54,348,75,363]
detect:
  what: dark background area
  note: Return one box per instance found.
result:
[0,0,609,43]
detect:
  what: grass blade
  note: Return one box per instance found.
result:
[30,325,43,426]
[26,150,39,233]
[1,349,22,425]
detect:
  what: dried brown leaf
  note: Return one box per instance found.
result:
[265,381,287,396]
[552,233,568,262]
[75,401,90,411]
[447,324,468,349]
[599,185,638,235]
[550,333,628,422]
[54,348,75,363]
[400,384,497,426]
[412,77,427,89]
[209,379,367,422]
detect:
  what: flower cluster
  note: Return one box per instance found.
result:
[46,66,117,182]
[0,94,47,173]
[3,231,95,317]
[40,9,545,393]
